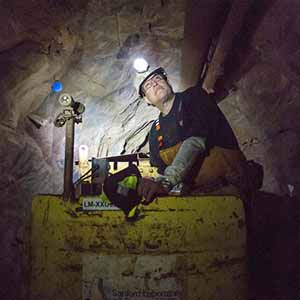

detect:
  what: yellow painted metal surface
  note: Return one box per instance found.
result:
[31,193,248,300]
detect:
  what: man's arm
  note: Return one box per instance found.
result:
[157,136,206,188]
[138,136,206,204]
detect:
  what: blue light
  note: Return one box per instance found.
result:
[52,81,63,92]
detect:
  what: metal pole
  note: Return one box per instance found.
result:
[63,114,75,201]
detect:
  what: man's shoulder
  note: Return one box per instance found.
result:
[177,84,211,109]
[150,117,159,129]
[178,84,209,100]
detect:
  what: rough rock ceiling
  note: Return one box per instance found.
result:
[0,0,299,200]
[1,1,300,298]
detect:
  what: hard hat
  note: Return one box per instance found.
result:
[136,67,167,98]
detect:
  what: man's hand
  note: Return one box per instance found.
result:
[137,177,169,205]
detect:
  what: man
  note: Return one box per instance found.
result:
[137,67,246,204]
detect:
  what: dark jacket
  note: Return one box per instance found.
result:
[149,85,239,174]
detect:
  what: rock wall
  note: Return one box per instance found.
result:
[219,0,300,195]
[0,1,185,299]
[1,0,300,299]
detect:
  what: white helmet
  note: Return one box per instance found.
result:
[135,67,167,98]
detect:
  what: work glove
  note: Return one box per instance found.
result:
[137,177,169,205]
[103,164,142,219]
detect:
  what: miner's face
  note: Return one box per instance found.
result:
[142,74,173,106]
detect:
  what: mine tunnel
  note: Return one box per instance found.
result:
[1,0,300,299]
